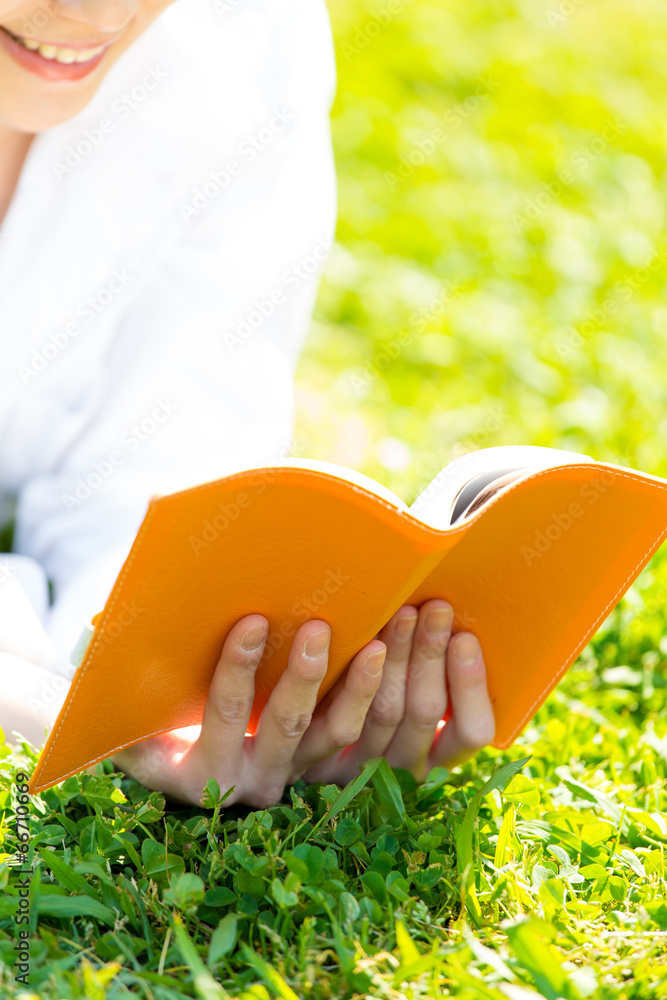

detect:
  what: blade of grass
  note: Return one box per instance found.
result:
[456,756,531,926]
[172,914,230,1000]
[309,757,383,838]
[239,943,301,1000]
[371,757,406,824]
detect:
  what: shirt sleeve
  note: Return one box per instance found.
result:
[13,50,337,666]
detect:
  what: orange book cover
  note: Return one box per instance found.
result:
[29,447,667,794]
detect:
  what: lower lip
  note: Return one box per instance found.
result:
[0,26,107,81]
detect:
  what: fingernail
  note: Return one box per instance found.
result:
[395,613,418,640]
[425,605,453,636]
[454,633,479,667]
[364,647,386,677]
[242,623,267,650]
[305,627,330,658]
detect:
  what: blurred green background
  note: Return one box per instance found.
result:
[298,0,667,506]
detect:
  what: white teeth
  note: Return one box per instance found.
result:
[75,47,104,62]
[12,32,106,63]
[54,48,77,64]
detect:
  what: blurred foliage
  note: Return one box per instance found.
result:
[297,0,667,501]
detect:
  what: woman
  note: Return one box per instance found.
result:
[0,0,495,807]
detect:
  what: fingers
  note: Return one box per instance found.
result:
[191,614,268,779]
[333,605,417,768]
[292,639,386,783]
[428,631,495,771]
[384,600,453,778]
[248,620,333,798]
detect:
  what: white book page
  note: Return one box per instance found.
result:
[409,445,596,530]
[272,457,409,511]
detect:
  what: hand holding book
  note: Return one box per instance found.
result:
[300,600,493,786]
[30,444,667,795]
[110,600,492,807]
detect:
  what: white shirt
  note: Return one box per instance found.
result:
[0,0,337,668]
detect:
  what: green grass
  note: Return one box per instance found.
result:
[1,607,667,998]
[3,0,667,995]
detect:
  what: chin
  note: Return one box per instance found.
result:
[0,83,98,133]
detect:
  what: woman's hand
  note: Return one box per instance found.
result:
[111,615,388,808]
[296,599,495,785]
[112,599,495,807]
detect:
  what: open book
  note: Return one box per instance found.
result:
[30,445,667,793]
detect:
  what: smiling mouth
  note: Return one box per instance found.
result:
[0,24,110,64]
